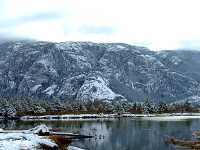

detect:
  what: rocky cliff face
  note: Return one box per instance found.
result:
[0,40,199,103]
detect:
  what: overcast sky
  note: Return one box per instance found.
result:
[1,0,200,50]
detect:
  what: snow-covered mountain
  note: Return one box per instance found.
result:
[0,40,199,103]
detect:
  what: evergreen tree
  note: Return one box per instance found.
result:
[157,102,168,113]
[143,99,154,114]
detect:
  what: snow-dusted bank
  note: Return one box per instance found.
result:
[20,113,121,120]
[20,113,150,121]
[141,115,200,121]
[0,125,85,150]
[20,113,200,121]
[135,113,200,121]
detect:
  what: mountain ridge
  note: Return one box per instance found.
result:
[0,40,199,103]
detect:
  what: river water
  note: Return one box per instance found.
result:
[0,118,199,150]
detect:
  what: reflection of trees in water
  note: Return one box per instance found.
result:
[0,120,16,129]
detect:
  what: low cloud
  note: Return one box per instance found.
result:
[179,39,200,50]
[79,25,116,35]
[0,33,33,43]
[0,12,62,28]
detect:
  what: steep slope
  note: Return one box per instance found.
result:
[156,50,200,82]
[98,45,200,102]
[0,41,199,103]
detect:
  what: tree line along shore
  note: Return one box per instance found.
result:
[0,97,198,119]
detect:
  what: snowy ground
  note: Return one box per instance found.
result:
[0,133,56,150]
[0,125,85,150]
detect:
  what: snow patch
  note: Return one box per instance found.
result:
[68,54,91,69]
[141,54,164,67]
[116,45,125,49]
[43,85,57,95]
[27,124,50,134]
[37,59,50,68]
[31,84,42,92]
[77,76,124,102]
[27,51,40,55]
[141,115,200,121]
[0,125,57,150]
[0,133,56,150]
[68,146,85,150]
[171,56,181,65]
[9,81,15,89]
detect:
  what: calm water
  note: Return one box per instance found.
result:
[0,118,200,150]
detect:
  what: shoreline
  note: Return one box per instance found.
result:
[19,113,200,121]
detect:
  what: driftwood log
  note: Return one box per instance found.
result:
[165,136,200,149]
[39,143,58,150]
[49,135,72,150]
[0,130,92,139]
[0,124,93,139]
[50,132,93,139]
